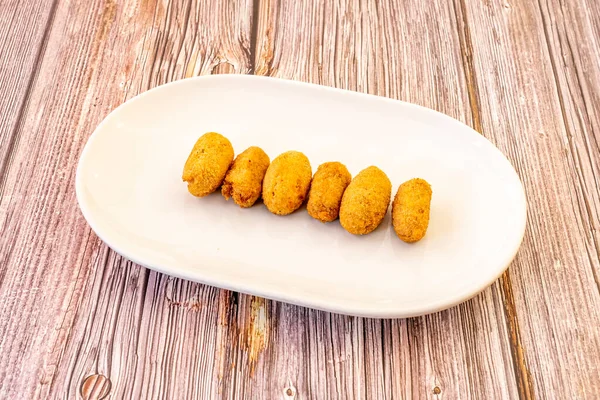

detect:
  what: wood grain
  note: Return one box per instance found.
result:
[0,0,58,197]
[459,0,600,398]
[0,0,599,398]
[0,0,253,398]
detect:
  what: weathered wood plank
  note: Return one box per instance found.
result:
[0,0,252,398]
[537,0,600,285]
[459,0,600,397]
[0,0,58,196]
[249,1,519,399]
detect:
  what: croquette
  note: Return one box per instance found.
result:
[182,132,234,197]
[339,166,392,235]
[392,178,432,243]
[307,162,352,222]
[262,151,312,215]
[221,146,270,208]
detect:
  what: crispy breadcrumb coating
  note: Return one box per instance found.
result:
[307,162,351,222]
[392,178,432,243]
[262,151,312,215]
[222,146,270,208]
[182,132,234,197]
[339,166,391,235]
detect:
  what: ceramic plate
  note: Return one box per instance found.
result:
[76,75,527,318]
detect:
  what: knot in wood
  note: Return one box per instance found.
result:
[283,385,296,399]
[80,374,111,400]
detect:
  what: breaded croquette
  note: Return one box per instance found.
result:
[262,151,312,215]
[222,146,270,208]
[307,162,351,222]
[182,132,234,197]
[339,166,392,235]
[392,178,432,243]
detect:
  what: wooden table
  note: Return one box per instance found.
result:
[1,0,599,398]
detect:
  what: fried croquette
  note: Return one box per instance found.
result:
[307,162,352,222]
[262,151,312,215]
[182,132,234,197]
[392,178,432,243]
[221,146,270,208]
[339,166,392,235]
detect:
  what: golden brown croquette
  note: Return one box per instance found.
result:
[392,178,432,243]
[262,151,312,215]
[339,166,392,235]
[307,162,352,222]
[221,146,270,208]
[182,132,234,197]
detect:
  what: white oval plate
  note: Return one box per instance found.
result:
[76,75,526,318]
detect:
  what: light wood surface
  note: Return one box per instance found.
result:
[0,0,598,398]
